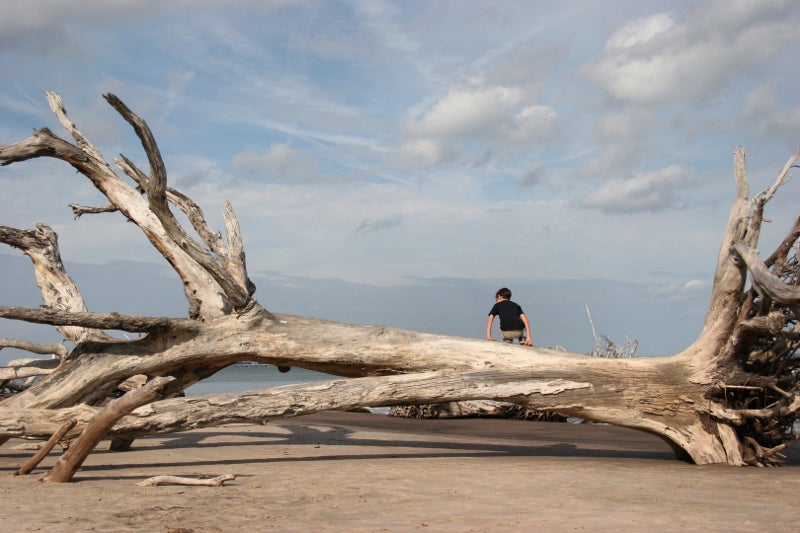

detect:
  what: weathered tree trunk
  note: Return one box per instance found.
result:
[1,93,798,480]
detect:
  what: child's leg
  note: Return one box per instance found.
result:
[502,330,524,343]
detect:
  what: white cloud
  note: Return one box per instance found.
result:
[587,3,800,106]
[703,0,796,29]
[231,144,321,182]
[0,0,158,53]
[648,279,710,302]
[756,106,800,142]
[604,12,676,53]
[742,84,800,141]
[509,104,561,143]
[355,214,403,234]
[394,138,457,168]
[594,109,652,142]
[742,84,777,120]
[516,162,545,188]
[580,165,694,214]
[2,1,800,356]
[398,85,560,169]
[409,86,525,139]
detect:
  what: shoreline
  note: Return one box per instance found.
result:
[2,411,798,531]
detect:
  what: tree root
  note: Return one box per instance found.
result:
[744,436,787,467]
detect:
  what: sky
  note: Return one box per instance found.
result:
[1,0,800,364]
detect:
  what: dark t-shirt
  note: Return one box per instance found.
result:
[488,300,525,331]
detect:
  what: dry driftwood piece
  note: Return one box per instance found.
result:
[0,92,799,481]
[16,418,76,476]
[136,474,236,487]
[40,377,175,483]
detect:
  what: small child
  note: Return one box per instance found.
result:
[486,287,534,346]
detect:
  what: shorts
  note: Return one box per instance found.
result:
[501,330,525,343]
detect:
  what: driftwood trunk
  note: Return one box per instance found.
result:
[1,93,798,481]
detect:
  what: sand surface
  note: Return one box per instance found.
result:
[2,411,798,532]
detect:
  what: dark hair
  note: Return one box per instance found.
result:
[496,287,512,299]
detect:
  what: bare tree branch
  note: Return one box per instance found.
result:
[69,203,118,218]
[103,94,251,311]
[115,154,228,257]
[221,201,255,298]
[0,356,61,381]
[733,243,800,304]
[45,91,109,168]
[738,312,789,335]
[0,339,68,357]
[0,306,200,333]
[0,369,594,440]
[17,418,76,476]
[41,376,175,482]
[0,103,236,319]
[0,224,110,343]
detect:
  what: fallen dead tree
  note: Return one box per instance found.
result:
[1,93,799,481]
[391,316,635,420]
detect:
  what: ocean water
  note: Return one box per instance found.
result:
[185,364,335,396]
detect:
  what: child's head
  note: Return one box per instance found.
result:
[496,287,512,300]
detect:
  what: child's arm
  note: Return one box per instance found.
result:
[486,314,496,340]
[520,313,534,346]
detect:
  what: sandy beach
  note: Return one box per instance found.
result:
[2,411,798,532]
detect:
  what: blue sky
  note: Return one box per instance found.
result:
[1,0,800,363]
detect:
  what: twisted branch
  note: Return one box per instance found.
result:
[104,94,250,310]
[0,306,200,334]
[733,243,800,304]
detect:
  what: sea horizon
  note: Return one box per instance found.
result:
[185,363,335,396]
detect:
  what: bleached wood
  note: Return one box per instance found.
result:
[0,306,200,333]
[16,418,76,475]
[41,377,174,482]
[136,474,235,487]
[1,94,798,474]
[733,243,800,304]
[0,356,61,381]
[0,224,107,343]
